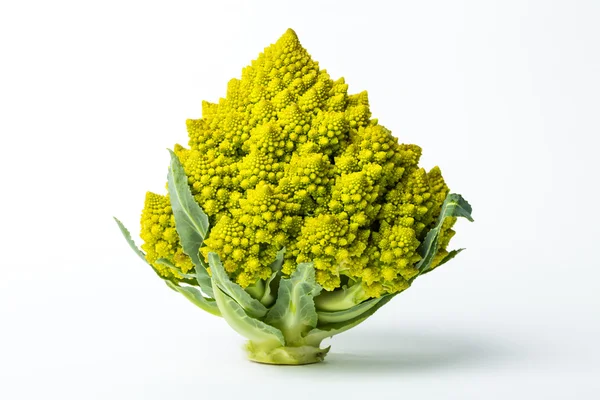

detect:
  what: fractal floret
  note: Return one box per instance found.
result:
[115,29,473,365]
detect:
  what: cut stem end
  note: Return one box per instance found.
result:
[245,341,330,365]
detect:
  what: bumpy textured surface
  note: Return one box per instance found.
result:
[140,29,455,296]
[140,192,194,279]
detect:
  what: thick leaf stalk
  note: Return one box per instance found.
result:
[115,150,474,365]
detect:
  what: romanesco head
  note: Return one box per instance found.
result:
[140,28,454,297]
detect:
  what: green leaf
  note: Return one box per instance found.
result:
[241,248,286,305]
[244,279,266,300]
[167,149,209,239]
[114,217,147,263]
[166,149,213,297]
[259,248,286,306]
[419,248,466,276]
[265,263,322,345]
[155,258,195,280]
[213,283,284,349]
[443,195,474,222]
[270,248,285,273]
[259,273,278,306]
[314,282,367,312]
[416,193,473,275]
[155,258,200,287]
[436,248,465,268]
[195,260,214,297]
[116,217,216,312]
[114,217,168,281]
[305,294,395,347]
[165,281,221,317]
[207,252,268,319]
[317,297,385,324]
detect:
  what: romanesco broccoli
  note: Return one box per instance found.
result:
[115,28,473,365]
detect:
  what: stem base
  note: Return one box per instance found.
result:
[245,342,330,365]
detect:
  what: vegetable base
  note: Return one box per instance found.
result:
[245,341,330,365]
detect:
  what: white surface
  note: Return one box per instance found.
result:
[1,0,599,398]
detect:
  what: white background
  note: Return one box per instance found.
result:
[1,0,599,398]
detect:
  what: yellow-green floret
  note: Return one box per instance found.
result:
[140,192,194,279]
[140,29,454,295]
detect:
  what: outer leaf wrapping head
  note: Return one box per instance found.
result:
[416,193,473,275]
[264,263,322,345]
